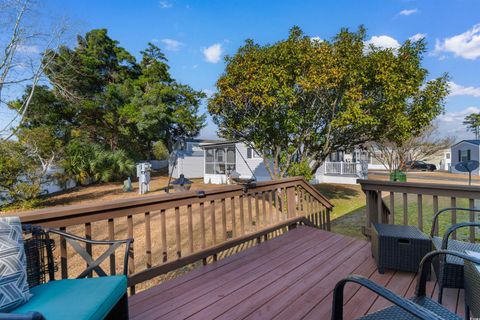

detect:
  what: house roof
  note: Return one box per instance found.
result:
[452,139,480,147]
[199,141,238,148]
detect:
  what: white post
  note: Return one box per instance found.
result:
[340,162,343,175]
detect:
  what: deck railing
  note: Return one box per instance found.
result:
[358,179,480,242]
[324,161,360,176]
[16,177,332,293]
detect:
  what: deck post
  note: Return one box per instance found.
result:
[286,186,296,218]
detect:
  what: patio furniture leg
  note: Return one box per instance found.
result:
[438,285,443,304]
[106,293,129,320]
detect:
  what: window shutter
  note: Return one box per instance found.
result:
[458,150,461,162]
[247,147,252,159]
[468,149,471,161]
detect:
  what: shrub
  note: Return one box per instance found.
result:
[152,141,169,160]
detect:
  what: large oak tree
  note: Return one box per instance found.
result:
[209,26,449,179]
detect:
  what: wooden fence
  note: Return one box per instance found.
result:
[16,177,332,293]
[359,179,480,242]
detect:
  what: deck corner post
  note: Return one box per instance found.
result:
[286,186,296,218]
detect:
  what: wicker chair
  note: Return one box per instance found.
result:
[430,207,480,303]
[331,250,480,320]
[1,224,133,320]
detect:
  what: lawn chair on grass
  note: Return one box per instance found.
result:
[0,216,132,320]
[430,207,480,303]
[331,250,480,320]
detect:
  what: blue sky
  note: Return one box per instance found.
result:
[18,0,480,139]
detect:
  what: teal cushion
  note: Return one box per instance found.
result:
[11,276,127,320]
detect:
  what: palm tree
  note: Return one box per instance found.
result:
[463,113,480,139]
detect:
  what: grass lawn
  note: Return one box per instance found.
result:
[315,183,478,241]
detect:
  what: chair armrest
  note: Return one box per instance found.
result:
[416,250,480,297]
[430,207,480,237]
[46,228,133,277]
[441,222,480,249]
[0,312,45,320]
[331,275,443,320]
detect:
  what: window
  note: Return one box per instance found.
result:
[247,147,261,159]
[205,145,236,174]
[459,149,471,162]
[446,152,450,160]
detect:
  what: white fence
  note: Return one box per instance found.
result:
[324,161,360,175]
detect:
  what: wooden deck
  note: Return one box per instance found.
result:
[128,226,464,320]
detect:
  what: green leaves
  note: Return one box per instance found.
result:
[209,26,449,178]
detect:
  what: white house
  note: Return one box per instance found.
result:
[169,139,223,179]
[201,141,366,185]
[451,140,480,175]
[201,141,271,184]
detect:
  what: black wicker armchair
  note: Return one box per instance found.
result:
[331,250,480,320]
[430,207,480,303]
[1,225,133,320]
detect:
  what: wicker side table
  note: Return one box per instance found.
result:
[372,224,431,274]
[465,251,480,318]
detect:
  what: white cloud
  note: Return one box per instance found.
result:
[409,33,427,42]
[310,36,323,43]
[159,1,172,9]
[434,24,480,60]
[449,81,480,98]
[16,45,40,54]
[160,38,183,51]
[438,106,480,123]
[364,35,400,50]
[203,43,223,63]
[202,89,214,97]
[399,9,418,16]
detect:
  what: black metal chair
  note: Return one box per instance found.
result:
[1,224,133,320]
[332,250,480,320]
[430,208,480,303]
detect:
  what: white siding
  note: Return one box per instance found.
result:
[234,143,271,181]
[451,142,480,175]
[169,152,204,179]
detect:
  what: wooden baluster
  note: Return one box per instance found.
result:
[145,212,152,268]
[239,195,245,235]
[326,208,331,231]
[389,192,395,224]
[273,189,279,222]
[469,198,475,243]
[377,191,383,224]
[262,192,267,225]
[417,194,423,231]
[161,209,167,262]
[187,204,194,253]
[60,227,68,279]
[433,196,439,236]
[175,207,181,259]
[451,197,457,240]
[267,191,273,224]
[231,197,237,238]
[221,199,227,240]
[108,218,116,275]
[403,193,408,226]
[314,202,320,228]
[255,193,260,230]
[85,222,92,277]
[210,200,217,244]
[127,215,135,294]
[200,202,206,249]
[247,194,253,228]
[286,187,296,218]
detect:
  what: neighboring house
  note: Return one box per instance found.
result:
[423,149,451,171]
[169,139,223,179]
[201,141,271,184]
[451,140,480,175]
[201,141,365,185]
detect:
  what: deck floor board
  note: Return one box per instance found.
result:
[129,226,464,320]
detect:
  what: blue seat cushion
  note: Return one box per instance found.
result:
[11,276,127,320]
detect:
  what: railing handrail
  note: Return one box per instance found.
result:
[15,176,333,227]
[358,179,480,199]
